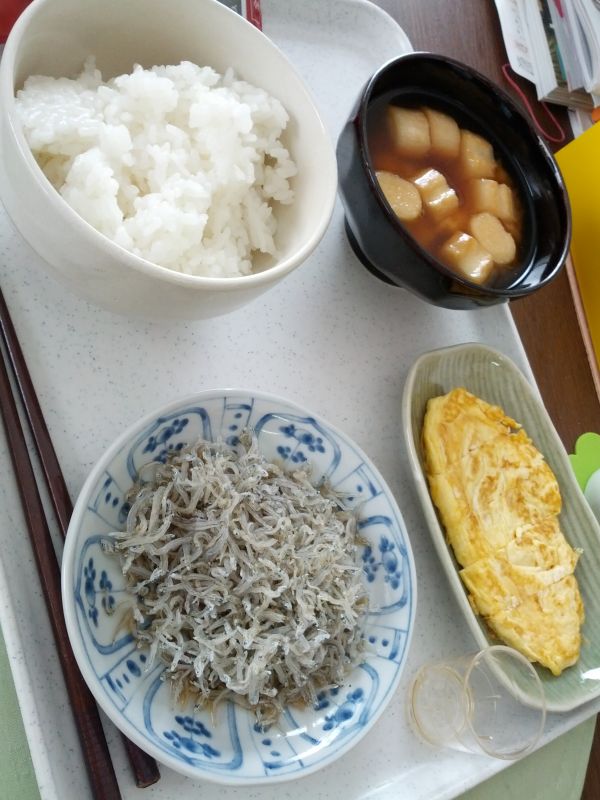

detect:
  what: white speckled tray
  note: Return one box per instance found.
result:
[0,2,599,799]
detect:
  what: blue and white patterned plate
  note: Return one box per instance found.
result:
[61,390,417,784]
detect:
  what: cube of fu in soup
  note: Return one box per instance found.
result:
[368,100,523,286]
[440,232,494,283]
[423,107,461,159]
[469,212,516,265]
[459,130,496,179]
[412,168,459,222]
[388,107,431,158]
[376,170,422,221]
[469,179,518,227]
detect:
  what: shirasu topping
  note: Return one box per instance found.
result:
[105,432,368,723]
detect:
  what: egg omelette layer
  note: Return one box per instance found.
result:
[422,387,584,676]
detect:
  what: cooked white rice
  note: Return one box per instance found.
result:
[15,58,297,277]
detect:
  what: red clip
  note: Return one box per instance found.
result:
[1,1,32,44]
[501,63,567,145]
[246,0,262,30]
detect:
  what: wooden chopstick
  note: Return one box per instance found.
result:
[0,289,160,790]
[0,339,123,800]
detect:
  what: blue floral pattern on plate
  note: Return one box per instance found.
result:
[63,391,417,784]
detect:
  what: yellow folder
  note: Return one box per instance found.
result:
[556,125,600,376]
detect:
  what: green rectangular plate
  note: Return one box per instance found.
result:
[402,342,600,713]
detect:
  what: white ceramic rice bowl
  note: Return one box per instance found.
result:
[0,0,337,319]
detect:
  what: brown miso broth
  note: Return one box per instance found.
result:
[367,97,525,287]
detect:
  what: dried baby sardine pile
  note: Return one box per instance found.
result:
[105,432,368,723]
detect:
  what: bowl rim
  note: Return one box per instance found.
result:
[0,0,338,292]
[61,387,418,784]
[352,50,572,298]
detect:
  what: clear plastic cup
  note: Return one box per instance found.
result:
[408,645,546,759]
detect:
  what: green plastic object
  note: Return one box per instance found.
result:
[569,432,600,492]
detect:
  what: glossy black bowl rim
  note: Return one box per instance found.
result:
[353,51,572,297]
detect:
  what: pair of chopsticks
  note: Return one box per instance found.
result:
[0,288,161,798]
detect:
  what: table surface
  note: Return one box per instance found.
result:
[377,1,600,797]
[1,1,599,799]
